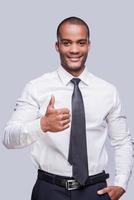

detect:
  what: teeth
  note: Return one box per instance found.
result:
[69,57,80,61]
[69,57,80,59]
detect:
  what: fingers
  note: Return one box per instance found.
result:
[57,108,70,114]
[63,124,70,130]
[97,186,125,200]
[62,114,70,120]
[57,113,70,120]
[97,187,109,195]
[61,119,71,126]
[56,112,70,131]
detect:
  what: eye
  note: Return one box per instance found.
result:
[62,40,71,46]
[78,41,87,46]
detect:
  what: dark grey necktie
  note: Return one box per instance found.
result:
[68,78,89,185]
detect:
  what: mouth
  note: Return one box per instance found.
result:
[67,56,82,62]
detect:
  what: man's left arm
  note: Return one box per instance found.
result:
[98,87,134,199]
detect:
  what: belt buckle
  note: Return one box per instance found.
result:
[66,179,80,190]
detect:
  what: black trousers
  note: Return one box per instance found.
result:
[31,172,111,200]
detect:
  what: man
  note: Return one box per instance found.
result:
[3,17,133,200]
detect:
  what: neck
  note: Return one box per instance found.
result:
[63,66,85,77]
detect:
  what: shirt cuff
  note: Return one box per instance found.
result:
[114,174,130,191]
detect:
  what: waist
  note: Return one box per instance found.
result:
[37,169,109,190]
[31,144,108,174]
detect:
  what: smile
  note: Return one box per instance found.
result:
[67,57,82,62]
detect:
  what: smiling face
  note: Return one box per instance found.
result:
[55,23,90,76]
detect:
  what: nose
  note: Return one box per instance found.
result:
[70,43,79,54]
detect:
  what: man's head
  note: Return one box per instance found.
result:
[55,16,91,76]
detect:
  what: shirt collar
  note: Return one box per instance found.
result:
[57,65,90,86]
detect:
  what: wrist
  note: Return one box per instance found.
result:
[40,116,48,133]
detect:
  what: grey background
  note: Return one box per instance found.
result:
[0,0,133,199]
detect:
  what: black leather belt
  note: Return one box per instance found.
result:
[38,169,109,190]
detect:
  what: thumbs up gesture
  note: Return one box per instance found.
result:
[40,95,71,133]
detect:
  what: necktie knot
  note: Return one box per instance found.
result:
[71,78,81,85]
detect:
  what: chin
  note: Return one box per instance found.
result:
[62,62,85,73]
[68,65,84,72]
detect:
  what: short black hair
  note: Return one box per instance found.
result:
[57,16,90,41]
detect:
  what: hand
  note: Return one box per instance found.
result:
[40,95,71,133]
[97,186,125,200]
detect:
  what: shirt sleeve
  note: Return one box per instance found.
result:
[106,87,134,191]
[3,81,44,149]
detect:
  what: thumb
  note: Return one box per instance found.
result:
[48,95,55,109]
[97,187,109,195]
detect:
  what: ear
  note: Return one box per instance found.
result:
[55,42,59,52]
[88,41,91,53]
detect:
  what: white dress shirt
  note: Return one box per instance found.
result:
[3,66,133,191]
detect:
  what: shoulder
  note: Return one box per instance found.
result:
[30,70,57,85]
[26,70,57,86]
[22,70,57,93]
[89,72,117,93]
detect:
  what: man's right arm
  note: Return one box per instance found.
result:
[3,81,44,149]
[3,82,70,149]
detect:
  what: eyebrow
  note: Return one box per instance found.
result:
[60,39,88,42]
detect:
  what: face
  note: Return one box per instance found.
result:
[55,23,90,76]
